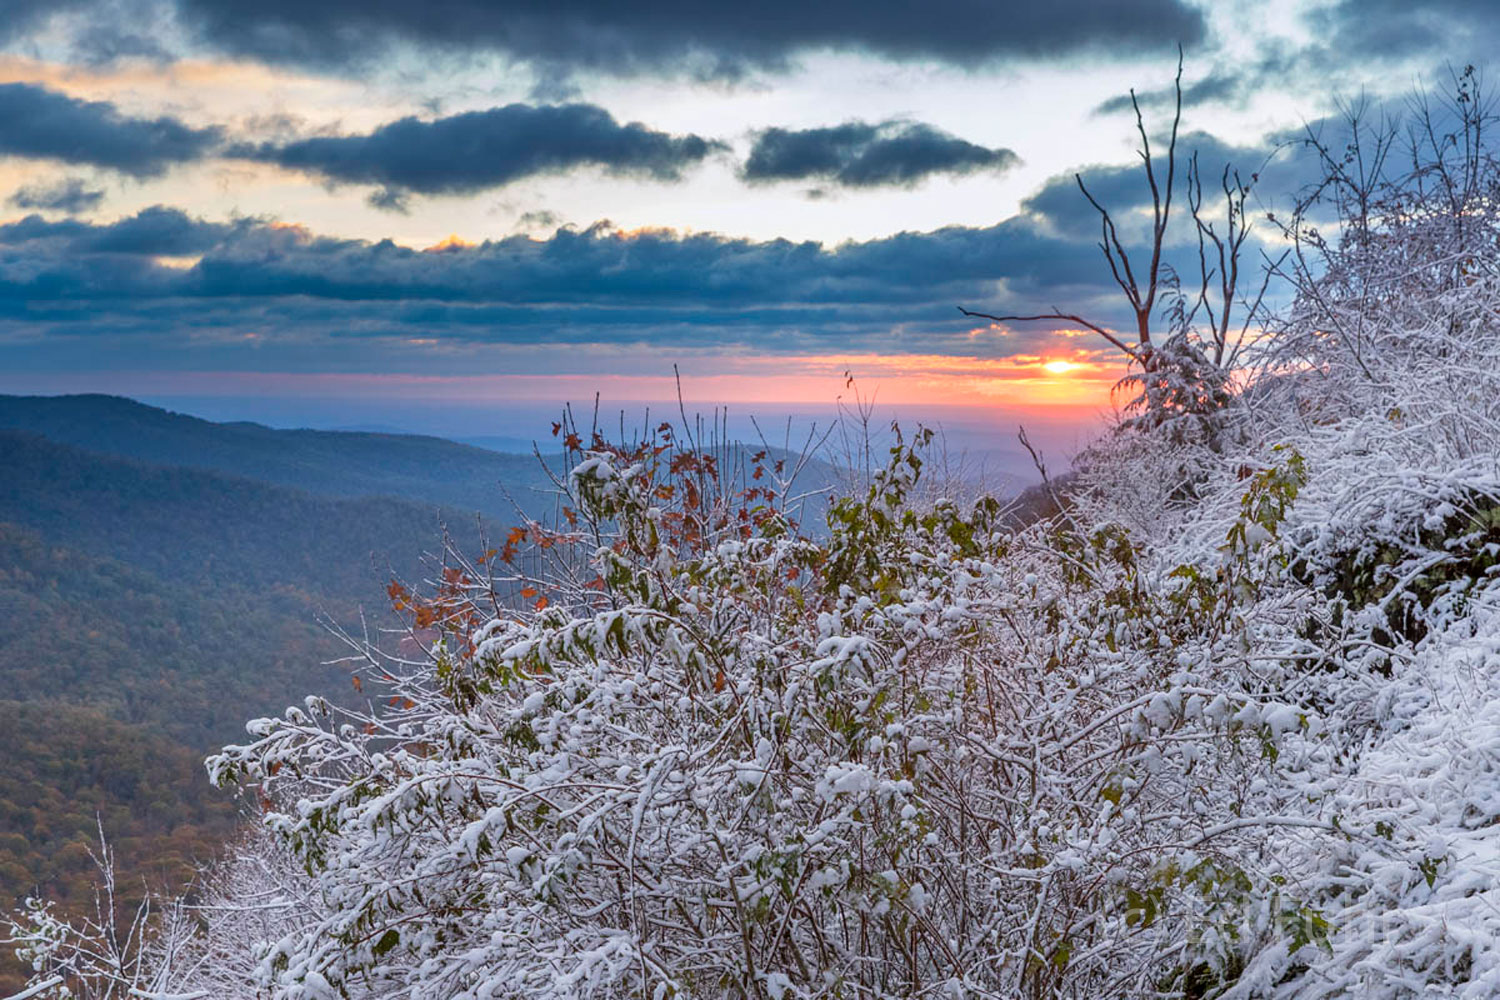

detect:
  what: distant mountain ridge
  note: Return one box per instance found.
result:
[0,394,558,524]
[0,428,476,595]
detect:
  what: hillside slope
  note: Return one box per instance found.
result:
[0,394,557,523]
[0,429,477,594]
[0,433,490,925]
[0,520,348,743]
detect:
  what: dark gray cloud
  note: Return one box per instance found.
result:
[1311,0,1500,61]
[1023,164,1147,239]
[0,206,1134,370]
[172,217,1098,312]
[515,209,562,230]
[1093,74,1244,116]
[1093,47,1310,118]
[743,121,1018,188]
[171,0,1205,77]
[9,178,106,214]
[69,22,176,65]
[0,83,220,177]
[0,0,176,64]
[0,205,237,255]
[367,188,411,213]
[239,104,722,197]
[0,0,91,42]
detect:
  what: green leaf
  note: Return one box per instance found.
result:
[373,928,401,957]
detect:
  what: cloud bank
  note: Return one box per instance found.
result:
[0,207,1138,373]
[173,0,1207,76]
[9,178,106,214]
[240,104,723,200]
[744,121,1018,189]
[0,82,219,176]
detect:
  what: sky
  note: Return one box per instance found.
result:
[0,0,1493,464]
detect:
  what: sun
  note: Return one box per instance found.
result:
[1042,359,1077,375]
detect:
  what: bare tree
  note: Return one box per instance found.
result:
[960,51,1276,384]
[959,50,1186,361]
[1184,152,1280,370]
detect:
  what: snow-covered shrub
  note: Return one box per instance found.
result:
[143,422,1322,1000]
[6,824,335,1000]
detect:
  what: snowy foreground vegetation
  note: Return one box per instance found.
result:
[12,85,1500,999]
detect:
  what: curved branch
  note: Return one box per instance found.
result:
[957,305,1139,359]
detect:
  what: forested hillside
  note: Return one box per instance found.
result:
[0,520,325,969]
[0,701,238,912]
[0,430,479,595]
[0,397,842,965]
[0,413,534,990]
[0,394,557,523]
[0,521,343,743]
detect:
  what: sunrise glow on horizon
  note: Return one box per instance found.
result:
[0,353,1125,414]
[0,0,1473,441]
